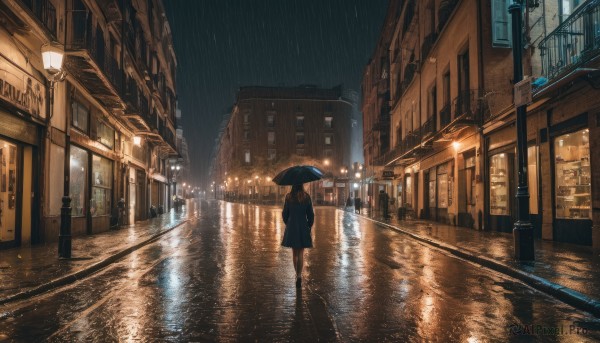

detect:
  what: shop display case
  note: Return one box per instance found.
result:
[554,129,591,219]
[490,153,509,215]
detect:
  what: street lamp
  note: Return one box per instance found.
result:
[510,0,534,260]
[42,43,69,258]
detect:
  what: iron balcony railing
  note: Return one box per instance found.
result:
[438,0,459,33]
[439,103,451,127]
[22,0,56,36]
[539,0,600,80]
[421,113,437,137]
[452,89,489,125]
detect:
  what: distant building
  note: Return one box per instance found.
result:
[212,85,355,205]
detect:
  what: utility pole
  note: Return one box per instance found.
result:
[510,0,534,260]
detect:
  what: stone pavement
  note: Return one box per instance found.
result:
[0,201,197,305]
[351,205,600,317]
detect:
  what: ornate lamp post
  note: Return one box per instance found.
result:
[510,0,534,260]
[42,44,69,258]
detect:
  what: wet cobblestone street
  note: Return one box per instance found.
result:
[1,200,600,342]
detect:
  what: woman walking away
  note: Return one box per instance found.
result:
[282,184,314,288]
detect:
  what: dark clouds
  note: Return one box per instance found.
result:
[164,0,388,187]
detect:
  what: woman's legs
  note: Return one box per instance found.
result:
[292,249,299,275]
[295,248,304,278]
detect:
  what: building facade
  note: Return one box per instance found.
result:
[0,0,180,248]
[212,85,355,205]
[364,0,600,247]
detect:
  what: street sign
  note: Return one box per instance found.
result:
[514,77,532,107]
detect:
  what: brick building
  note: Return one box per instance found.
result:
[364,0,600,247]
[212,85,355,205]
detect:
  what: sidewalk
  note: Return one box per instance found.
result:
[0,202,196,305]
[350,206,600,317]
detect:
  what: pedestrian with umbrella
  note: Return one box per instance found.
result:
[272,165,323,288]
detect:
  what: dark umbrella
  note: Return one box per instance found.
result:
[272,165,324,185]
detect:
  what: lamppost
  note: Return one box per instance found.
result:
[42,44,69,258]
[510,0,534,260]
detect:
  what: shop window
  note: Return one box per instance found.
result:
[437,171,448,209]
[490,153,510,215]
[96,120,114,149]
[0,141,18,241]
[428,171,436,207]
[528,146,539,214]
[70,146,88,217]
[554,129,591,219]
[72,101,89,134]
[405,175,412,207]
[91,154,112,216]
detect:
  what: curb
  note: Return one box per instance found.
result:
[0,218,190,306]
[356,212,600,318]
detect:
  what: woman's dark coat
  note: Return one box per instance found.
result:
[281,194,314,248]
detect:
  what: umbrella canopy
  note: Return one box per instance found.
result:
[272,165,324,185]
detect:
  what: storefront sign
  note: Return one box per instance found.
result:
[335,182,345,187]
[322,180,334,188]
[382,170,394,178]
[0,56,46,119]
[514,77,532,108]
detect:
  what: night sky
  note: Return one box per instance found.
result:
[164,0,389,188]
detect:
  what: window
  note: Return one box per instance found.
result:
[443,71,451,106]
[96,120,114,149]
[296,132,305,145]
[243,112,250,124]
[296,148,305,156]
[268,131,275,145]
[405,175,412,207]
[244,130,250,141]
[528,146,538,214]
[324,116,333,129]
[296,115,304,128]
[266,114,274,127]
[554,129,591,219]
[324,135,332,145]
[427,84,437,123]
[70,146,88,217]
[561,0,584,20]
[428,171,436,207]
[492,0,511,47]
[72,101,89,133]
[324,149,332,157]
[489,153,510,215]
[267,149,276,161]
[91,154,112,216]
[244,150,251,164]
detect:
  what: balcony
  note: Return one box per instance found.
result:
[402,63,417,91]
[452,89,488,125]
[65,8,125,111]
[439,103,451,127]
[421,32,438,62]
[438,0,459,33]
[21,0,56,36]
[421,113,437,139]
[539,0,600,81]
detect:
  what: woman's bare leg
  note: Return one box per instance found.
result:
[292,249,299,275]
[296,248,304,278]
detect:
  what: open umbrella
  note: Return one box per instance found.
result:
[272,165,324,185]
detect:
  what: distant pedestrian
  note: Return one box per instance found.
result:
[354,197,362,214]
[281,184,315,288]
[379,190,390,219]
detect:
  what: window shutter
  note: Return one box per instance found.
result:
[492,0,512,47]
